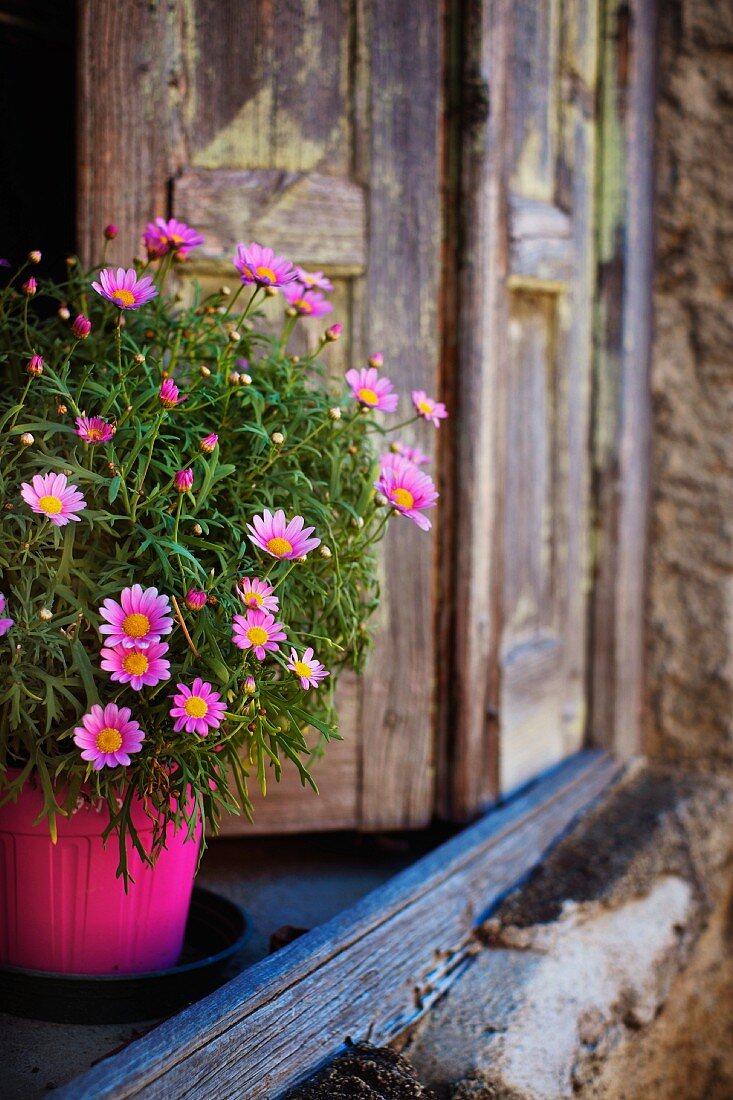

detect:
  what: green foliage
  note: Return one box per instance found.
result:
[0,252,387,878]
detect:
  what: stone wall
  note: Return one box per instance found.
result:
[647,0,733,768]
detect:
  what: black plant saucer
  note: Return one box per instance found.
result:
[0,886,252,1025]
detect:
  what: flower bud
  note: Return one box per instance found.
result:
[57,305,71,321]
[228,329,241,343]
[368,352,384,369]
[56,403,67,415]
[192,522,203,536]
[328,406,342,421]
[104,224,118,240]
[22,277,37,296]
[184,588,207,612]
[271,431,284,446]
[65,256,76,267]
[134,352,146,364]
[174,468,194,493]
[28,250,41,264]
[374,492,388,507]
[285,306,298,318]
[227,371,241,386]
[353,515,364,529]
[265,285,278,297]
[20,432,34,446]
[244,676,257,695]
[200,433,218,454]
[240,373,252,386]
[296,555,308,563]
[200,365,211,378]
[220,285,231,296]
[72,314,92,339]
[38,608,52,621]
[319,545,332,559]
[325,323,343,342]
[27,354,44,376]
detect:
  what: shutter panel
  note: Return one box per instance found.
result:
[78,0,443,833]
[453,0,598,810]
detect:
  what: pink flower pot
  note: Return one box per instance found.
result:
[0,775,202,975]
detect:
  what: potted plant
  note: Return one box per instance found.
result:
[0,222,446,976]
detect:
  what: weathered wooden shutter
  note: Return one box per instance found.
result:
[452,0,599,812]
[78,1,443,832]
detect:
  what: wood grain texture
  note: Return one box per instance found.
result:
[174,169,366,274]
[358,0,444,829]
[76,1,190,263]
[56,751,623,1100]
[589,0,654,758]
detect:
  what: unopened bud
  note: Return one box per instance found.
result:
[240,373,252,386]
[319,545,332,559]
[227,371,240,386]
[20,432,34,446]
[184,588,207,612]
[22,277,37,296]
[56,403,67,415]
[192,522,203,536]
[328,406,342,421]
[325,323,343,342]
[228,329,241,343]
[353,515,364,529]
[104,224,118,240]
[375,492,388,507]
[27,354,44,376]
[72,314,92,339]
[271,431,284,445]
[57,306,71,321]
[200,433,218,454]
[220,285,231,296]
[265,285,277,297]
[28,250,41,264]
[200,365,211,378]
[368,352,383,369]
[174,469,194,493]
[290,355,300,365]
[296,555,308,563]
[133,353,146,364]
[38,607,53,621]
[244,676,257,695]
[285,306,298,318]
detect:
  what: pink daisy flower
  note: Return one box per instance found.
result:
[411,389,448,427]
[75,415,115,445]
[375,456,438,532]
[236,576,279,613]
[345,367,399,413]
[287,647,330,691]
[0,593,13,636]
[294,267,334,292]
[98,585,174,650]
[20,472,87,527]
[91,267,158,310]
[246,509,320,560]
[73,703,145,770]
[231,608,287,660]
[170,677,227,736]
[159,378,186,408]
[281,282,332,318]
[392,442,431,466]
[233,242,296,288]
[100,641,171,691]
[143,217,204,261]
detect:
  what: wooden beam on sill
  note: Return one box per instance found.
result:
[56,750,623,1100]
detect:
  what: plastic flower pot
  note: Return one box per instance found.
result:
[0,773,202,975]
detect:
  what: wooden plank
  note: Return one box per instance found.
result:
[589,0,655,757]
[358,0,443,829]
[56,750,623,1100]
[173,169,366,274]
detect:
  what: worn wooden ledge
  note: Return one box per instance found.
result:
[55,750,623,1100]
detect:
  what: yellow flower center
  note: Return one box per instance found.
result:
[256,265,277,282]
[168,233,183,245]
[267,536,293,557]
[87,427,105,441]
[418,400,433,415]
[358,387,379,407]
[122,612,151,639]
[247,625,269,647]
[184,696,208,718]
[245,593,263,608]
[391,487,415,510]
[38,494,63,514]
[293,297,313,313]
[122,652,149,676]
[110,288,136,307]
[96,727,122,753]
[293,660,312,679]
